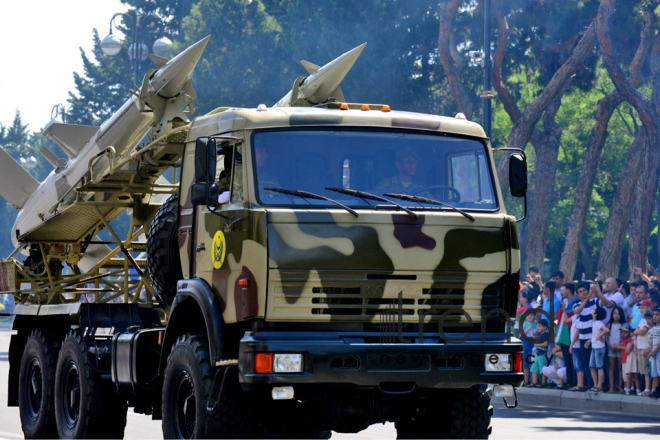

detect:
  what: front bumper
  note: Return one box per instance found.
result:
[238,331,523,391]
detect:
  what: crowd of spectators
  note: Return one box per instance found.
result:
[516,267,660,398]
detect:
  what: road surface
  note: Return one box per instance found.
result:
[1,323,658,439]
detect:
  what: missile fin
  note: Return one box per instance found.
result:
[40,147,67,169]
[43,123,100,159]
[331,86,345,103]
[301,60,320,74]
[149,54,170,68]
[182,79,197,101]
[0,148,39,208]
[275,43,366,107]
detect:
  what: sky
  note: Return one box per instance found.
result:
[0,0,126,132]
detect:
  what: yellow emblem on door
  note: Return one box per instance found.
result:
[212,231,226,269]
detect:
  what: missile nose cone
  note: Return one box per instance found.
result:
[303,42,367,103]
[150,35,211,97]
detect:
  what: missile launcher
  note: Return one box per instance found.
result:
[0,38,368,307]
[0,36,526,440]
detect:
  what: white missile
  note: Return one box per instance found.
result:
[0,36,210,253]
[274,43,366,107]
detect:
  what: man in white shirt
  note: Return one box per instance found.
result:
[595,278,624,325]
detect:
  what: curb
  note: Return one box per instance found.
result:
[516,387,660,416]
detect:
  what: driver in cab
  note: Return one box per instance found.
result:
[376,147,431,198]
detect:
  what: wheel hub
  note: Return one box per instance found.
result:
[63,361,80,429]
[175,370,196,439]
[26,358,43,421]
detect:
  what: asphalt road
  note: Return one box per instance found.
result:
[1,323,658,439]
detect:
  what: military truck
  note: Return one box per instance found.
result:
[1,41,525,439]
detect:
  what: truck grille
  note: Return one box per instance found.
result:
[267,269,503,322]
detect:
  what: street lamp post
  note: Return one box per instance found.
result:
[100,12,172,85]
[50,103,67,125]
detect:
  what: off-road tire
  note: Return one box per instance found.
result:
[18,329,59,439]
[54,332,127,439]
[147,193,183,306]
[396,386,492,439]
[162,332,256,439]
[447,385,493,438]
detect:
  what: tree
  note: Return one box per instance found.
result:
[438,0,474,119]
[595,0,660,278]
[5,110,30,146]
[487,2,598,272]
[559,1,654,281]
[67,29,142,125]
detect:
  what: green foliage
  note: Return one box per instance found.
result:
[0,0,655,281]
[4,111,30,145]
[67,29,138,125]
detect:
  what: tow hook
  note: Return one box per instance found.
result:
[491,384,518,408]
[503,389,518,409]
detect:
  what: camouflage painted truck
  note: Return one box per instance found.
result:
[0,39,526,439]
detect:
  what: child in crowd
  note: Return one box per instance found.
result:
[542,345,567,388]
[522,311,537,385]
[615,324,638,394]
[530,319,550,387]
[634,306,652,395]
[568,308,586,391]
[587,307,609,393]
[517,290,530,320]
[644,307,660,398]
[606,306,625,392]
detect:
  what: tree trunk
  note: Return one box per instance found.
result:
[437,0,473,120]
[495,23,596,195]
[524,96,563,272]
[580,241,596,281]
[627,25,660,276]
[554,0,654,281]
[627,138,660,275]
[596,129,647,278]
[558,91,624,280]
[657,188,660,267]
[596,0,660,278]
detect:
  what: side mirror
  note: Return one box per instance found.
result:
[509,153,527,198]
[191,183,220,206]
[195,137,217,183]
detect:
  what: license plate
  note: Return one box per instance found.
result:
[366,354,430,372]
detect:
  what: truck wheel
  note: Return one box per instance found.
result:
[162,332,255,439]
[447,385,493,438]
[147,193,183,306]
[18,329,59,439]
[54,332,127,439]
[395,386,492,439]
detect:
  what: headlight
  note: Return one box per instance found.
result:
[273,354,303,373]
[485,353,511,372]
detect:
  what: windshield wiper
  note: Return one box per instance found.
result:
[325,187,418,219]
[383,193,475,222]
[264,187,359,217]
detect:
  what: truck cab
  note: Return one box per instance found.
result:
[169,103,524,436]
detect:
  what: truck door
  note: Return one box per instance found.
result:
[192,141,253,321]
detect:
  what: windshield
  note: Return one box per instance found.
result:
[252,129,497,210]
